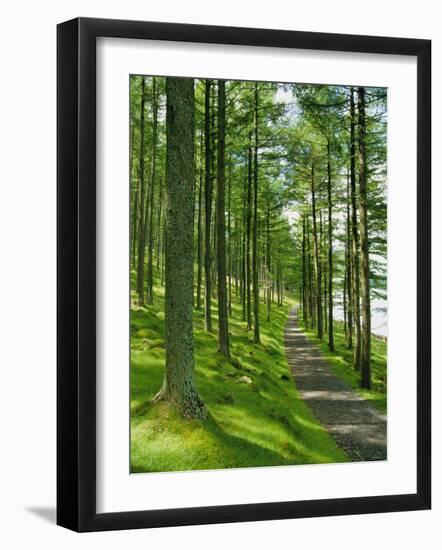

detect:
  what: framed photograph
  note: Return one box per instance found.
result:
[57,17,431,532]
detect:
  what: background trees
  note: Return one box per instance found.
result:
[288,83,387,389]
[129,76,387,408]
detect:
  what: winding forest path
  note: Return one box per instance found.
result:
[284,308,387,462]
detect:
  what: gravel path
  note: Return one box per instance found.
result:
[285,308,387,462]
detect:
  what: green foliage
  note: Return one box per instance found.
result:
[129,76,388,469]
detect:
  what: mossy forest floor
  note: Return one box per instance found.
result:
[130,278,386,473]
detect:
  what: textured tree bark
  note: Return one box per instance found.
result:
[196,131,203,311]
[246,144,252,331]
[266,199,271,322]
[216,80,230,358]
[136,77,147,305]
[154,77,206,419]
[252,83,261,344]
[235,215,240,300]
[306,216,315,328]
[302,214,308,326]
[320,210,327,333]
[345,171,353,349]
[227,159,232,316]
[343,266,348,339]
[146,77,158,305]
[131,174,139,269]
[204,80,213,333]
[210,83,217,298]
[311,163,323,340]
[327,141,335,351]
[160,222,165,287]
[319,209,328,332]
[350,88,361,370]
[155,176,163,271]
[358,87,372,389]
[241,166,247,322]
[130,115,138,269]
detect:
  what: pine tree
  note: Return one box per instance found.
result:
[154,77,206,419]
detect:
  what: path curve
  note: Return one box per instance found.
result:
[285,308,387,462]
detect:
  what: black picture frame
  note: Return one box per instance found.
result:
[57,17,431,532]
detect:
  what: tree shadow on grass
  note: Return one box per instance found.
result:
[130,400,293,472]
[202,413,292,467]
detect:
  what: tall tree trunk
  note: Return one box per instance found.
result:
[343,267,348,339]
[246,144,252,330]
[210,83,217,297]
[252,83,261,344]
[130,115,136,266]
[156,177,163,270]
[146,77,158,305]
[196,130,203,311]
[160,222,165,287]
[130,109,139,269]
[132,173,139,269]
[204,80,213,332]
[350,88,361,369]
[327,141,335,351]
[136,77,147,305]
[358,87,371,389]
[241,165,247,321]
[311,162,323,340]
[276,261,281,307]
[154,77,206,419]
[216,80,230,358]
[266,199,271,322]
[320,210,327,333]
[306,217,314,328]
[302,214,308,326]
[346,171,353,348]
[237,220,242,302]
[227,158,232,316]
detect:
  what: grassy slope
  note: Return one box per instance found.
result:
[303,320,387,412]
[130,278,348,473]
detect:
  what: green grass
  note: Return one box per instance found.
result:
[302,319,387,413]
[130,275,348,473]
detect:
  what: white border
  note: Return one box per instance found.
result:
[96,37,417,513]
